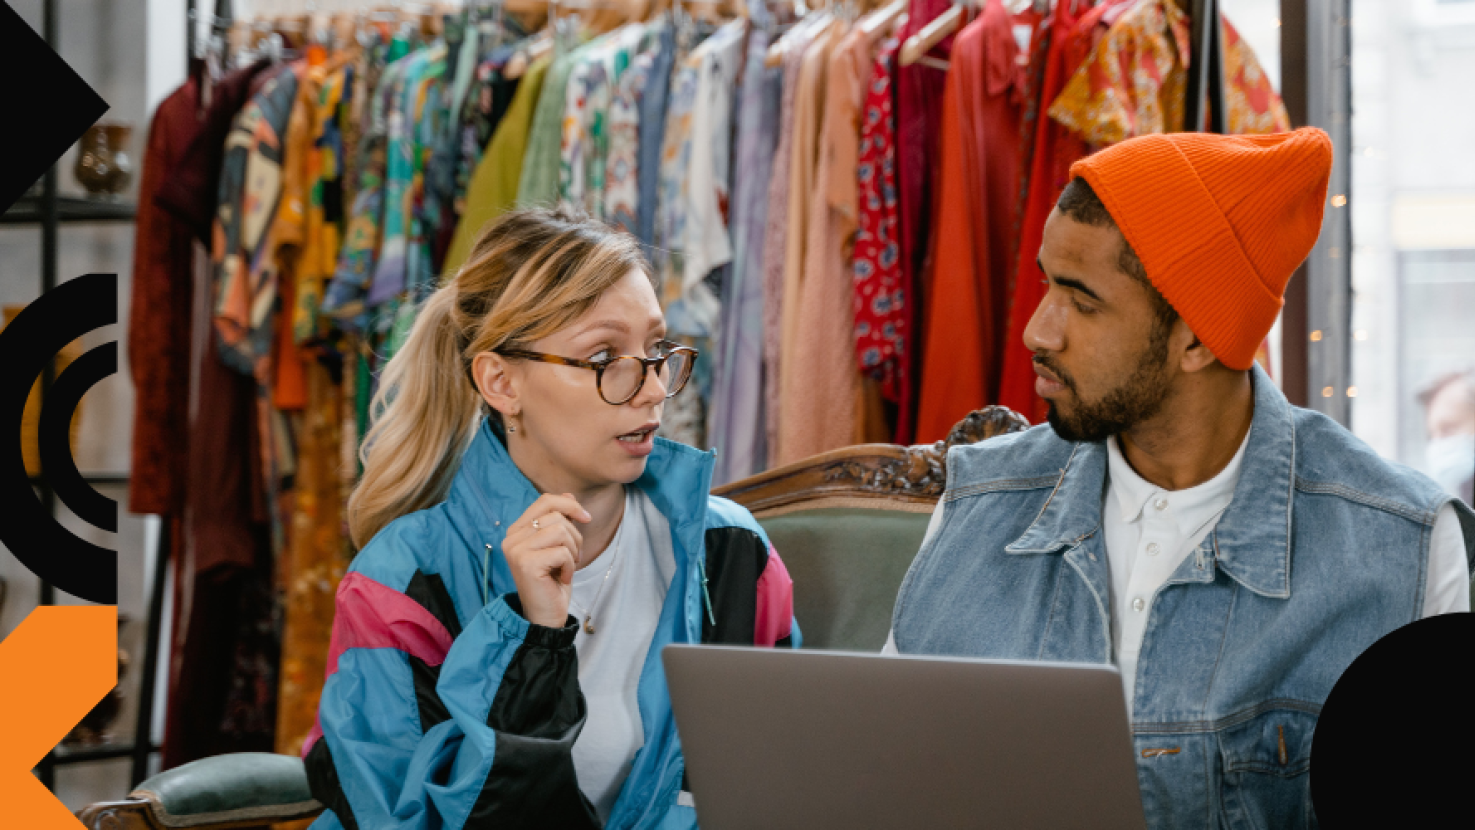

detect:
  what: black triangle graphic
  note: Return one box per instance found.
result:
[0,1,109,212]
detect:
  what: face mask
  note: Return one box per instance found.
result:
[1423,433,1475,496]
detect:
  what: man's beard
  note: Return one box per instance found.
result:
[1040,325,1173,443]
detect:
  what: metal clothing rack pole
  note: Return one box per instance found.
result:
[129,517,170,785]
[187,0,196,64]
[1279,0,1310,407]
[1184,0,1226,135]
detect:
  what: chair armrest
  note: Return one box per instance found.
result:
[125,752,322,828]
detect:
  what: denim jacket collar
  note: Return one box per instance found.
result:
[1004,441,1108,555]
[1004,365,1295,599]
[1208,364,1295,599]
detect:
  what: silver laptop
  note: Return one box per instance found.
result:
[662,646,1147,830]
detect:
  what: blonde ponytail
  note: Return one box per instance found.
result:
[347,208,650,549]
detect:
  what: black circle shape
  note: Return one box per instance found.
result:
[0,272,117,604]
[1310,613,1473,826]
[40,341,117,532]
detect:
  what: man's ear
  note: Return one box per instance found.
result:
[1176,321,1219,374]
[472,352,521,419]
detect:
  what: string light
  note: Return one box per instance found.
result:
[1310,330,1323,342]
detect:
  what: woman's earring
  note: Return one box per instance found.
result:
[507,423,516,433]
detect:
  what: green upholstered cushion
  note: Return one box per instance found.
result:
[757,507,931,652]
[130,752,321,828]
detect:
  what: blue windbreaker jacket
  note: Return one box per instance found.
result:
[304,418,798,829]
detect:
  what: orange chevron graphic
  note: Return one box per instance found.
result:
[0,605,117,827]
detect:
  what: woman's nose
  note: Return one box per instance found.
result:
[630,363,667,406]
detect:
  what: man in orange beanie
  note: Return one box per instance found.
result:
[886,127,1473,827]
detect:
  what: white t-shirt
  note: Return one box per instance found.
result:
[883,440,1470,718]
[569,486,675,823]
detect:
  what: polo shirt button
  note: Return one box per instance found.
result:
[1145,542,1161,556]
[1154,498,1169,511]
[1132,597,1146,612]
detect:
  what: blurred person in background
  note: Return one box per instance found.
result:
[1421,370,1475,504]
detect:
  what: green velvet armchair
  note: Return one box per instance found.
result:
[75,407,1029,829]
[712,406,1029,651]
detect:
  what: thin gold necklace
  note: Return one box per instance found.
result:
[569,550,618,634]
[570,497,627,634]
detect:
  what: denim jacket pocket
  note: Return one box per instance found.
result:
[1216,707,1319,830]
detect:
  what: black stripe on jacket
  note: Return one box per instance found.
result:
[466,595,601,828]
[405,570,460,734]
[700,526,770,644]
[306,736,361,830]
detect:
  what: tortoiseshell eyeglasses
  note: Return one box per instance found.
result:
[496,340,698,405]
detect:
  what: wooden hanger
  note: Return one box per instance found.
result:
[557,0,638,36]
[763,6,832,68]
[272,14,307,48]
[898,0,972,68]
[683,0,737,24]
[643,0,672,20]
[504,27,552,78]
[858,0,904,44]
[505,0,610,78]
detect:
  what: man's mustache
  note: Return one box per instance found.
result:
[1033,353,1076,393]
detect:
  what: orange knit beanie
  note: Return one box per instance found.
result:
[1068,127,1333,370]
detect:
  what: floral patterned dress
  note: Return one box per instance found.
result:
[852,40,908,404]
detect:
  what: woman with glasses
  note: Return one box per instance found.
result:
[304,209,798,830]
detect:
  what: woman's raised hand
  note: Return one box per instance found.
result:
[500,493,593,629]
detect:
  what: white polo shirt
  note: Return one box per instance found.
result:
[1102,432,1246,711]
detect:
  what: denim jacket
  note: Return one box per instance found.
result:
[892,366,1475,828]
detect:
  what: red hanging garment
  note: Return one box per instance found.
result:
[893,0,960,442]
[915,0,1031,442]
[997,0,1127,424]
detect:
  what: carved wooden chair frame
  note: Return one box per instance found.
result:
[713,406,1030,515]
